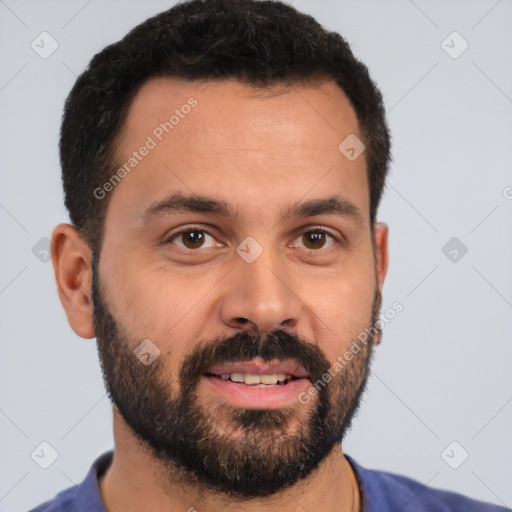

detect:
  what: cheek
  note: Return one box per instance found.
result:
[302,265,376,361]
[108,267,218,355]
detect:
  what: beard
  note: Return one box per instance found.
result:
[91,255,380,499]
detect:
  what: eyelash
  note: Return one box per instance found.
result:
[164,225,340,253]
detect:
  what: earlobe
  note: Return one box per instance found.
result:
[374,222,389,290]
[51,223,96,339]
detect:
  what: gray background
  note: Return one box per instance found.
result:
[1,1,511,510]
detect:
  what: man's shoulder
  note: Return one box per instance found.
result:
[28,451,112,512]
[347,455,510,512]
[28,451,510,511]
[28,490,78,512]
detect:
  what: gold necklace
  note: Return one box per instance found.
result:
[346,458,360,512]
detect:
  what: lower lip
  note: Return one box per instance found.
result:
[202,375,312,409]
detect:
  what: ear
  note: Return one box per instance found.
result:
[51,223,95,339]
[374,222,389,291]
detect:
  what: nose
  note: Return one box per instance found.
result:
[219,248,302,334]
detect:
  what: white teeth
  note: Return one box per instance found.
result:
[244,373,261,385]
[218,372,295,385]
[260,374,279,384]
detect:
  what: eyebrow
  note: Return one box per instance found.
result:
[138,192,363,226]
[281,194,363,225]
[138,192,235,223]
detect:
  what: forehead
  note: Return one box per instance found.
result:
[107,77,369,229]
[120,77,360,151]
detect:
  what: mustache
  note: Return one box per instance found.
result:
[180,329,331,385]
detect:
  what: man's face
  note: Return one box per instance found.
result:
[92,78,386,497]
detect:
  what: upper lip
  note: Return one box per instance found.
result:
[205,358,309,378]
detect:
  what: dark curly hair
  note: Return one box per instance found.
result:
[60,0,390,252]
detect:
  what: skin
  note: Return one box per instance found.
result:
[52,78,388,511]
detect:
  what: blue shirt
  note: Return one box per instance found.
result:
[29,451,510,511]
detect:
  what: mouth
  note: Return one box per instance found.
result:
[204,358,309,386]
[201,359,311,408]
[204,372,304,387]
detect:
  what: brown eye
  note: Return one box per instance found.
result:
[180,230,206,249]
[291,229,336,251]
[168,228,219,250]
[302,231,327,249]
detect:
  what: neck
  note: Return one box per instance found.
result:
[99,410,360,512]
